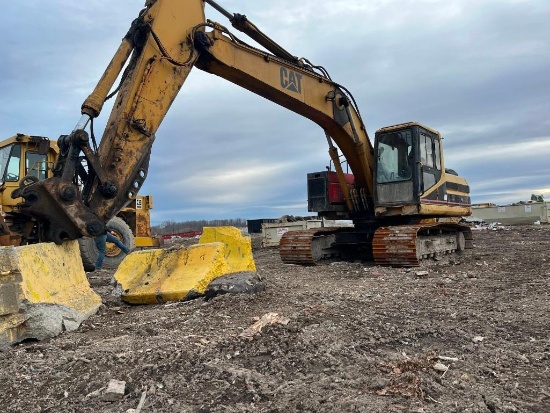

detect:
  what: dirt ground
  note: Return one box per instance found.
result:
[0,225,549,412]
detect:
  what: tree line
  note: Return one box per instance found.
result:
[152,218,247,235]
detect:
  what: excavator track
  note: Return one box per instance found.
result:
[279,223,473,267]
[279,227,342,265]
[372,223,472,266]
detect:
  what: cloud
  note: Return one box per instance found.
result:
[447,138,550,165]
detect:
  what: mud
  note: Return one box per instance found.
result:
[0,225,548,412]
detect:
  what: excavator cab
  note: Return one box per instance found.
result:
[374,123,426,209]
[374,122,470,218]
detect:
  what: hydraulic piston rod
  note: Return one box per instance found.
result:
[203,0,297,63]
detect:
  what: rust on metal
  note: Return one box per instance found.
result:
[279,227,340,265]
[372,225,424,267]
[373,223,473,267]
[281,223,473,267]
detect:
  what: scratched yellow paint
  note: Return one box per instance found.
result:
[199,226,256,272]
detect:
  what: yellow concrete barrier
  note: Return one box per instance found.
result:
[0,241,102,345]
[199,226,256,272]
[115,226,256,304]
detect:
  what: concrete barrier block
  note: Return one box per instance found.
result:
[115,226,257,304]
[115,242,230,304]
[0,241,102,345]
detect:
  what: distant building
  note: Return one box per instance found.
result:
[471,201,548,224]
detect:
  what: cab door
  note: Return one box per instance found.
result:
[419,131,442,195]
[374,129,416,206]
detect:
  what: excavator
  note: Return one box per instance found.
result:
[10,0,472,268]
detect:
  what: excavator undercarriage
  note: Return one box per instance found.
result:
[280,223,473,267]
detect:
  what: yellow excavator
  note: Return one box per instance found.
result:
[10,0,471,267]
[0,134,162,269]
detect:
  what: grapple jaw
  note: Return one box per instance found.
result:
[18,178,105,244]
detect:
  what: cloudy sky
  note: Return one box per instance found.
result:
[1,0,549,225]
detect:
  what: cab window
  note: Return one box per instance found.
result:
[376,130,413,183]
[419,133,442,192]
[0,144,22,182]
[26,151,48,180]
[434,142,441,170]
[420,133,441,170]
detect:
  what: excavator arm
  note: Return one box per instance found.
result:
[18,0,375,244]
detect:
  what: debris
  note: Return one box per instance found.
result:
[204,272,265,299]
[437,355,459,362]
[517,353,530,363]
[368,377,391,390]
[426,394,443,404]
[415,271,429,277]
[433,362,448,372]
[135,391,147,413]
[238,312,290,340]
[467,220,512,231]
[104,379,126,401]
[85,387,106,398]
[472,335,484,343]
[460,373,475,382]
[504,403,519,413]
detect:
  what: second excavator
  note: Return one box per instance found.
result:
[12,0,472,266]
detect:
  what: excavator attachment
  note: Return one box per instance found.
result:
[0,241,102,345]
[114,226,256,304]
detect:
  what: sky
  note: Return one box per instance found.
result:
[1,0,549,226]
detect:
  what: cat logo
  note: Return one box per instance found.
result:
[280,67,303,94]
